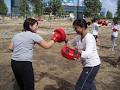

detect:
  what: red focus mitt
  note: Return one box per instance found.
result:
[61,45,81,60]
[52,28,66,42]
[112,28,118,32]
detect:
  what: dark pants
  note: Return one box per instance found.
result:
[11,60,34,90]
[75,65,100,90]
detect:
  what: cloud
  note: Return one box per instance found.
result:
[100,0,117,14]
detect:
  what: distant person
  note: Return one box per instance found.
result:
[9,18,65,90]
[92,18,101,49]
[110,18,120,51]
[67,19,101,90]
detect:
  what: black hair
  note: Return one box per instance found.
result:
[23,18,38,31]
[92,18,98,23]
[113,17,118,25]
[73,19,88,29]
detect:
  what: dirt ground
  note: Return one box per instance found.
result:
[0,19,120,90]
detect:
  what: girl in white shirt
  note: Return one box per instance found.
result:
[69,19,101,90]
[111,18,120,51]
[92,18,100,42]
[92,18,101,49]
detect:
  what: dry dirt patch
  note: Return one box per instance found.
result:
[0,19,120,90]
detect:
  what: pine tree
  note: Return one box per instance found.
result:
[116,0,120,19]
[19,0,30,18]
[49,0,63,16]
[0,0,8,15]
[31,0,44,16]
[106,11,113,19]
[84,0,102,17]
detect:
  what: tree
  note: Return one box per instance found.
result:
[84,0,102,17]
[0,0,8,15]
[106,11,113,19]
[49,0,64,16]
[19,0,30,18]
[31,0,44,16]
[116,0,120,19]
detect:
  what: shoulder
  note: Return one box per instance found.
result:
[87,33,93,37]
[92,23,99,27]
[92,23,95,25]
[95,23,100,26]
[13,32,22,38]
[32,32,42,38]
[30,32,43,42]
[113,24,119,29]
[25,31,41,37]
[86,33,95,40]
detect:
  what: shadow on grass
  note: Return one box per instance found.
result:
[44,75,74,90]
[100,56,117,67]
[13,72,75,90]
[99,45,111,49]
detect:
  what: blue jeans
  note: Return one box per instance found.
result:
[75,65,100,90]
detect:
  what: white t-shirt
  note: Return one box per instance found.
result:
[111,24,120,37]
[92,22,100,35]
[11,31,43,62]
[69,33,101,67]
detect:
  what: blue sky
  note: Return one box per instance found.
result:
[100,0,117,15]
[5,0,117,15]
[63,0,118,14]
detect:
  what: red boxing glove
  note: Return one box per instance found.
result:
[112,28,118,32]
[61,45,81,60]
[52,28,66,42]
[52,32,61,42]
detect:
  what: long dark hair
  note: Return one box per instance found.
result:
[113,17,118,25]
[23,18,38,31]
[73,19,88,29]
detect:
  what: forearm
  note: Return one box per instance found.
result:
[39,40,55,49]
[8,42,13,52]
[47,40,55,48]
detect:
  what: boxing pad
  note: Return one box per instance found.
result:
[52,28,66,42]
[61,45,81,60]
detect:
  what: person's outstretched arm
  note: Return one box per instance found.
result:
[37,40,55,49]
